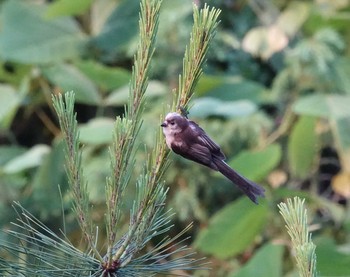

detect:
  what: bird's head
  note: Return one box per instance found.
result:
[161,112,188,135]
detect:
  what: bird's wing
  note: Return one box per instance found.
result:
[188,121,225,159]
[171,142,218,170]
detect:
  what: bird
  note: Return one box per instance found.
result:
[161,112,265,204]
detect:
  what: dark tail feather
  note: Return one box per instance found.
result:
[215,159,265,204]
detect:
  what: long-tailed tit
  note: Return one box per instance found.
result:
[161,112,265,204]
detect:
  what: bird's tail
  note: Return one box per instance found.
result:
[214,158,265,204]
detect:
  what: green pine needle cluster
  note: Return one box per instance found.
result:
[176,4,221,112]
[278,197,317,277]
[0,203,100,277]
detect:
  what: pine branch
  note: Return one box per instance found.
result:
[278,197,317,277]
[52,92,103,262]
[128,0,161,120]
[105,0,163,267]
[175,4,221,112]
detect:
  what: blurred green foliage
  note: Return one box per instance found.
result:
[1,0,350,276]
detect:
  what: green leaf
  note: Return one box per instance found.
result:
[0,146,26,166]
[78,118,115,145]
[91,0,139,56]
[274,187,313,201]
[332,117,350,152]
[0,0,86,64]
[334,58,350,94]
[45,0,94,18]
[293,94,350,119]
[159,0,193,31]
[42,63,101,105]
[197,76,266,103]
[330,117,350,174]
[105,81,167,106]
[31,141,67,219]
[288,116,318,178]
[76,60,131,91]
[228,144,282,182]
[3,145,51,174]
[194,197,268,259]
[316,237,350,275]
[190,97,257,119]
[195,75,226,94]
[83,147,110,202]
[105,85,129,106]
[230,243,284,277]
[0,85,20,128]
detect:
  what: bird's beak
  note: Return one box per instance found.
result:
[161,122,167,127]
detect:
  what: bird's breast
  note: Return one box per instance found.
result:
[165,136,172,149]
[167,135,184,150]
[168,132,188,151]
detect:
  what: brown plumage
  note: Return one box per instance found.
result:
[161,112,265,204]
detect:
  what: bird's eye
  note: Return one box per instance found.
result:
[169,121,175,125]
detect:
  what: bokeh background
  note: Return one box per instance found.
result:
[1,0,350,276]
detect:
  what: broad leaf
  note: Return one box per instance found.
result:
[288,116,318,178]
[78,118,115,145]
[0,0,85,64]
[42,63,101,105]
[332,117,350,156]
[316,237,350,275]
[334,58,350,94]
[0,146,26,166]
[228,144,282,182]
[330,115,350,175]
[83,147,110,202]
[91,0,139,56]
[31,141,67,219]
[105,85,129,106]
[0,85,20,128]
[230,243,284,277]
[197,76,265,103]
[194,75,226,95]
[190,97,257,119]
[105,81,167,106]
[3,145,51,174]
[194,197,268,259]
[76,60,131,91]
[45,0,94,18]
[293,94,350,119]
